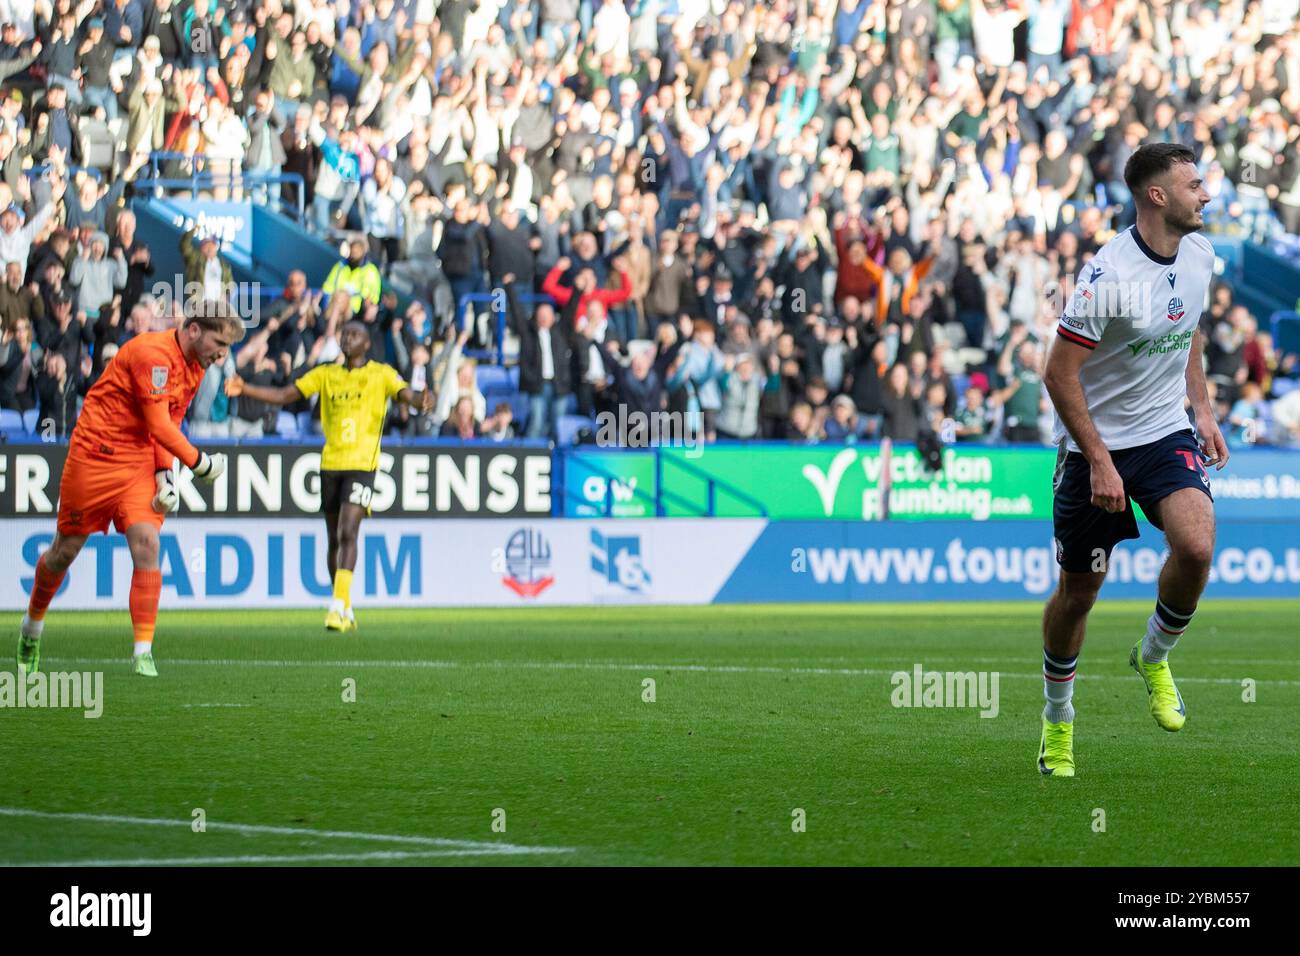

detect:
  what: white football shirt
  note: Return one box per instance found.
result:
[1052,225,1214,451]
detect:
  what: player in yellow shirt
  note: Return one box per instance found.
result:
[226,320,433,631]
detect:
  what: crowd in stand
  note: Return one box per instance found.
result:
[1,0,1300,449]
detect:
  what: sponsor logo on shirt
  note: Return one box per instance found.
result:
[1127,330,1193,358]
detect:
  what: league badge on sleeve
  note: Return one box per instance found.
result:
[151,366,169,394]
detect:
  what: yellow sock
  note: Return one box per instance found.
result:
[333,569,353,607]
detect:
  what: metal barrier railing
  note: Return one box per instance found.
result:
[137,152,306,221]
[455,290,558,367]
[562,447,769,518]
[655,449,769,517]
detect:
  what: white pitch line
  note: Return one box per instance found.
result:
[890,655,1300,668]
[16,849,559,867]
[55,658,1300,687]
[714,656,1300,669]
[0,808,572,856]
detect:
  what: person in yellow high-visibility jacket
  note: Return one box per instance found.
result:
[322,237,383,313]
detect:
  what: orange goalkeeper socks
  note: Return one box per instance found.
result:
[130,568,162,654]
[27,554,66,622]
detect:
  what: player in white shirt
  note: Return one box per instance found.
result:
[1037,144,1230,777]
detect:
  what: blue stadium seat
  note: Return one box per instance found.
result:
[21,409,38,433]
[276,411,300,438]
[0,409,23,434]
[506,366,520,389]
[296,412,314,435]
[482,386,530,429]
[1270,311,1300,357]
[563,393,578,415]
[556,414,595,447]
[507,391,530,427]
[476,365,512,393]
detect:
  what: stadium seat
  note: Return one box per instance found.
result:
[508,391,530,426]
[296,412,314,435]
[563,394,578,415]
[21,409,38,433]
[556,414,596,447]
[482,386,530,429]
[506,365,520,389]
[476,365,512,393]
[1270,311,1300,357]
[481,384,511,407]
[0,409,24,434]
[276,411,300,438]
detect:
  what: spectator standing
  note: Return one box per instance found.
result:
[322,237,383,315]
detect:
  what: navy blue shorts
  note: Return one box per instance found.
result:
[1052,429,1213,573]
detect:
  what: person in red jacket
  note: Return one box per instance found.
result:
[834,210,887,307]
[542,256,633,334]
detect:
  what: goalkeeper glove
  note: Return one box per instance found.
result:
[191,451,227,483]
[152,469,179,514]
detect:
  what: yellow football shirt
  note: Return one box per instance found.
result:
[295,360,407,471]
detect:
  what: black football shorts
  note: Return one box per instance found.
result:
[1052,429,1213,573]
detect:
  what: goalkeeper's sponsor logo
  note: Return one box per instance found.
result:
[49,886,151,936]
[890,664,1000,718]
[0,670,103,718]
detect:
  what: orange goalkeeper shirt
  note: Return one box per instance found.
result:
[69,329,204,471]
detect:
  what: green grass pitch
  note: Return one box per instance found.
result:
[2,600,1296,866]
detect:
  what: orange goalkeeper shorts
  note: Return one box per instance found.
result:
[57,453,165,537]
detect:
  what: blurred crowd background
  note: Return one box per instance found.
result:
[1,0,1299,449]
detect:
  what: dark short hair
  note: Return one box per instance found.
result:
[1124,143,1196,206]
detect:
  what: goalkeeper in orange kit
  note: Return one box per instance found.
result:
[17,300,245,678]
